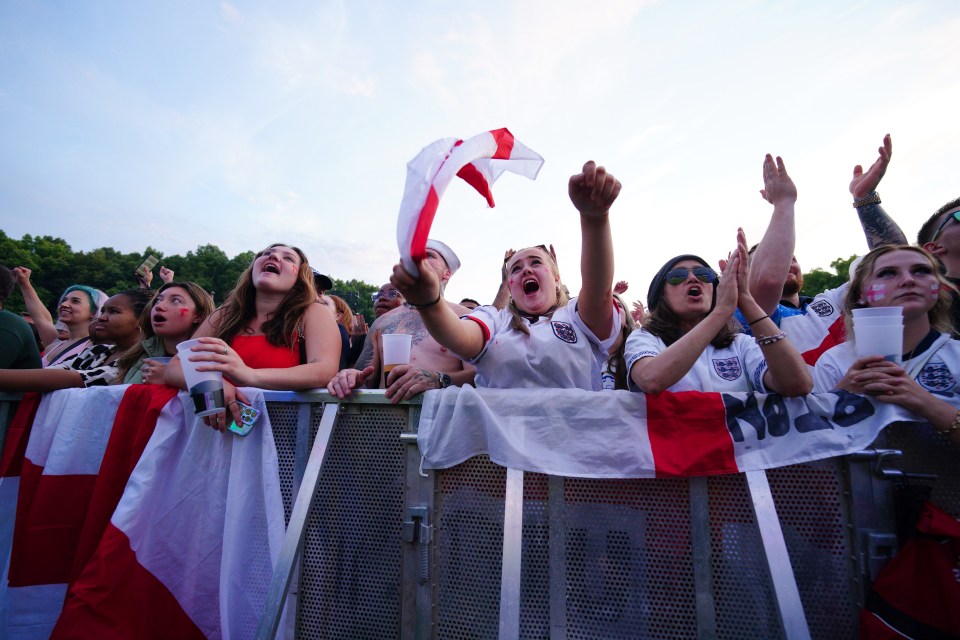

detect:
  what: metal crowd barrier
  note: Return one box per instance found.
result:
[2,390,957,640]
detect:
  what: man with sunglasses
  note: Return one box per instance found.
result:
[743,136,908,361]
[327,239,475,403]
[917,197,960,334]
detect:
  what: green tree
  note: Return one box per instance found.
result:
[330,279,377,319]
[802,255,857,297]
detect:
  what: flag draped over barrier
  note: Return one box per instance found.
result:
[0,383,945,637]
[0,385,285,640]
[416,386,927,478]
[396,128,544,276]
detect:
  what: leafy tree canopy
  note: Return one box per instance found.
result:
[0,232,378,318]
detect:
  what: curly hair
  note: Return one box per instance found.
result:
[843,244,957,337]
[214,244,317,348]
[115,281,216,382]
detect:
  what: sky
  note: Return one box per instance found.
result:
[2,0,959,306]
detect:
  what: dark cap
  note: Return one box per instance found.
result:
[312,270,333,292]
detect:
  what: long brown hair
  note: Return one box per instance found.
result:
[844,244,957,337]
[214,244,317,348]
[605,293,637,390]
[642,255,737,349]
[115,281,215,381]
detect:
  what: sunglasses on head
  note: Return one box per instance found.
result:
[664,266,716,286]
[932,211,960,241]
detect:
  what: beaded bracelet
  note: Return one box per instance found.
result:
[755,331,786,346]
[852,192,881,208]
[940,410,960,436]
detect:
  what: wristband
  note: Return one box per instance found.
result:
[940,410,960,436]
[748,315,769,327]
[409,292,442,310]
[755,331,786,346]
[852,192,881,208]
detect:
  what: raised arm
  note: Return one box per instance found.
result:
[570,160,620,339]
[390,259,485,359]
[12,267,58,347]
[748,155,797,315]
[734,230,812,396]
[850,134,907,248]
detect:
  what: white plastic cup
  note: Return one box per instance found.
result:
[853,317,904,328]
[852,306,904,318]
[176,339,225,417]
[854,324,904,364]
[382,334,412,378]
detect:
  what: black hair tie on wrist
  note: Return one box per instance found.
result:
[410,292,442,310]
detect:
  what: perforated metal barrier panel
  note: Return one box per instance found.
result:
[2,393,949,640]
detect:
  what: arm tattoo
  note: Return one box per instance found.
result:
[857,203,908,249]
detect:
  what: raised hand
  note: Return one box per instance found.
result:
[614,280,629,295]
[759,154,797,205]
[350,314,368,337]
[568,160,621,218]
[391,258,441,308]
[850,134,892,199]
[631,300,645,324]
[12,266,32,286]
[159,266,175,284]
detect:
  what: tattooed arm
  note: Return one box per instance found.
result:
[851,134,907,248]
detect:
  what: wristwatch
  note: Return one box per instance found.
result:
[437,372,452,389]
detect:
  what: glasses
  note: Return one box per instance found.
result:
[931,211,960,241]
[372,290,402,302]
[664,266,716,286]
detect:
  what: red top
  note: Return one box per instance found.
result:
[230,335,299,370]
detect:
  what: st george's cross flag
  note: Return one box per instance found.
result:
[416,385,929,478]
[396,128,544,276]
[0,385,286,640]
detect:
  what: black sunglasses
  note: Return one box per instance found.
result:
[931,211,960,241]
[664,266,716,286]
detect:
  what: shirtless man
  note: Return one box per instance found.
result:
[327,239,475,403]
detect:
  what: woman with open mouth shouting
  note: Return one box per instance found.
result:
[390,160,623,389]
[165,243,342,431]
[115,281,216,384]
[626,229,811,397]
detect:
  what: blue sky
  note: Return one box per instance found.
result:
[2,0,959,305]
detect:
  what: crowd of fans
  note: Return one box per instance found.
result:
[1,134,959,449]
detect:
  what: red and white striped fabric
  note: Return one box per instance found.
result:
[0,385,285,640]
[417,386,925,478]
[396,128,543,276]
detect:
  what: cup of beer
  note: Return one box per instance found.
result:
[381,334,412,385]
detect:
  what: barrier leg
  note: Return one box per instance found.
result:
[256,402,340,640]
[498,467,524,640]
[745,470,811,640]
[689,477,718,640]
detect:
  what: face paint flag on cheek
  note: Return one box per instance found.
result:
[930,281,942,299]
[864,283,887,304]
[396,128,544,276]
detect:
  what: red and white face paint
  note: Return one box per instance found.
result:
[861,250,942,317]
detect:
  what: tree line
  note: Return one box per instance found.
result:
[1,231,857,318]
[0,232,378,319]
